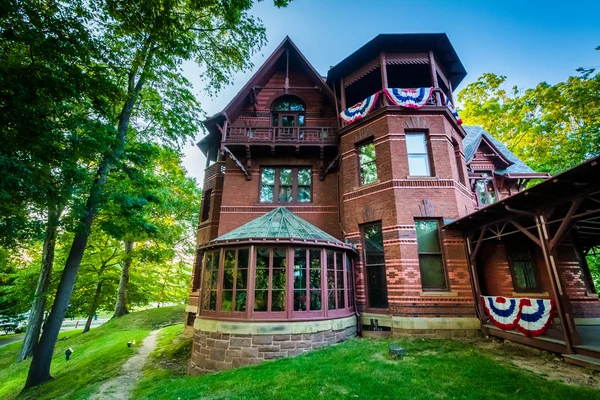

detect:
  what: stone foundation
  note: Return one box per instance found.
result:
[361,313,481,338]
[189,317,357,373]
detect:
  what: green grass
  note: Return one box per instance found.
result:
[133,337,600,400]
[141,323,192,380]
[0,305,184,400]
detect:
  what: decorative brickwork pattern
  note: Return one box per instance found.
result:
[189,326,357,374]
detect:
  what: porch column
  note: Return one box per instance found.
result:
[465,233,485,326]
[536,215,580,352]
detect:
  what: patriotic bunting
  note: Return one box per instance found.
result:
[481,296,522,330]
[384,87,434,109]
[480,296,555,337]
[443,93,463,125]
[340,92,380,124]
[517,298,555,337]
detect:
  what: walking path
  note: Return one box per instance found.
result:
[0,335,24,349]
[90,329,160,400]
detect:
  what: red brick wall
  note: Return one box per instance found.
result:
[339,111,477,318]
[556,244,600,318]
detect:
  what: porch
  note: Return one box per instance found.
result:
[445,156,600,366]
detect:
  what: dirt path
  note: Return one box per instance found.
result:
[0,335,24,348]
[90,329,160,400]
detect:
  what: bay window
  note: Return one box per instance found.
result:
[201,251,220,311]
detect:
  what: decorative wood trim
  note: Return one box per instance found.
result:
[344,57,380,87]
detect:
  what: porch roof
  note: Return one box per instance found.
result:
[444,155,600,248]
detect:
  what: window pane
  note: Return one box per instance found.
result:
[235,291,246,311]
[272,114,279,126]
[279,169,293,203]
[476,180,488,205]
[363,224,384,265]
[282,115,295,127]
[279,186,292,203]
[298,169,311,185]
[236,269,247,290]
[336,271,344,290]
[408,155,430,176]
[337,289,345,309]
[359,142,378,185]
[406,133,427,153]
[223,250,235,290]
[420,254,447,290]
[221,290,233,311]
[310,269,321,289]
[367,265,388,308]
[415,220,441,253]
[238,249,249,269]
[509,246,537,290]
[272,268,286,290]
[254,290,268,312]
[310,290,321,311]
[255,248,269,290]
[272,290,285,311]
[280,169,292,185]
[328,290,336,310]
[294,290,306,311]
[262,168,275,185]
[298,114,306,125]
[210,291,217,310]
[260,168,275,202]
[290,100,305,111]
[260,185,274,203]
[294,249,306,289]
[298,187,311,202]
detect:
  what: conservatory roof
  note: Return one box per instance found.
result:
[206,207,353,250]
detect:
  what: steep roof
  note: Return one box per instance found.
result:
[326,33,467,88]
[462,126,545,176]
[210,207,351,249]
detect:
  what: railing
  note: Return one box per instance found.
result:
[225,126,337,143]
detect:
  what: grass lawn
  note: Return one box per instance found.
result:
[134,335,600,400]
[0,305,184,400]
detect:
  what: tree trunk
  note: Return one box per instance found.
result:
[112,241,134,318]
[17,203,61,362]
[23,42,155,391]
[83,279,104,333]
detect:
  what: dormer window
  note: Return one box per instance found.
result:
[473,172,498,206]
[271,96,306,139]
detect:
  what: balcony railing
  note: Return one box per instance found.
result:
[225,126,337,143]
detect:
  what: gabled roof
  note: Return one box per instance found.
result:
[210,207,350,249]
[326,33,467,88]
[462,126,546,176]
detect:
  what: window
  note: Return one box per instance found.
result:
[260,167,312,203]
[293,248,322,312]
[406,133,432,176]
[254,248,287,312]
[474,173,497,206]
[271,96,306,139]
[507,244,539,292]
[362,222,388,308]
[415,219,447,290]
[221,248,249,312]
[346,254,354,309]
[200,189,212,222]
[326,251,345,310]
[201,251,220,310]
[358,140,378,185]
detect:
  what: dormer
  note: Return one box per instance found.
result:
[326,34,467,129]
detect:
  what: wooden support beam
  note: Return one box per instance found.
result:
[323,153,340,178]
[379,52,389,106]
[340,77,346,111]
[508,220,542,248]
[549,198,583,251]
[465,234,485,325]
[470,227,487,263]
[245,145,251,170]
[224,146,251,180]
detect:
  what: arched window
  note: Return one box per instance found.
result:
[271,95,306,130]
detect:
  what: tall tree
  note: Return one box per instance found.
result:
[24,0,289,388]
[457,49,600,174]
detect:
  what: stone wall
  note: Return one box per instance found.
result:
[189,325,357,374]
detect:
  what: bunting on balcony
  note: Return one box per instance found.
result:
[443,93,463,125]
[481,296,555,337]
[517,298,555,337]
[340,92,380,124]
[383,87,434,109]
[481,296,522,330]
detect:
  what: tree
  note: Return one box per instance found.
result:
[457,49,600,175]
[24,0,289,387]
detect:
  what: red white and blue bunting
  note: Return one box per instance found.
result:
[384,87,434,109]
[517,298,555,337]
[340,92,380,124]
[480,296,555,337]
[481,296,522,330]
[443,93,463,125]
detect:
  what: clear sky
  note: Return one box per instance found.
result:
[180,0,600,183]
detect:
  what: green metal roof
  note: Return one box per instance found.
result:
[212,207,345,245]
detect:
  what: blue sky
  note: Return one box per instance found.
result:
[181,0,600,182]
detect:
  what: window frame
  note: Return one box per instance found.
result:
[357,138,378,186]
[251,246,289,319]
[259,167,313,204]
[361,221,389,310]
[405,131,434,177]
[292,248,326,318]
[219,248,250,316]
[200,249,221,314]
[471,171,499,207]
[506,241,542,293]
[415,218,449,291]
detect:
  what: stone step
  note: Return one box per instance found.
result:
[562,354,600,371]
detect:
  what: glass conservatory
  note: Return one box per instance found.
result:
[197,207,356,321]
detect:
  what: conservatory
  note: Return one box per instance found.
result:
[189,207,358,373]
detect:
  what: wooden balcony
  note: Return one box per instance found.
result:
[225,125,337,145]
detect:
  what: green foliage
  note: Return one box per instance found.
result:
[133,338,600,400]
[0,306,184,400]
[458,50,600,175]
[587,248,600,292]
